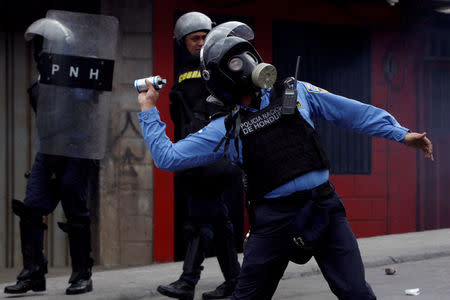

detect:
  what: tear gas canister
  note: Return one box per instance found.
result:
[134,75,167,92]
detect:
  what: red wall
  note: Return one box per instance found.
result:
[152,0,419,262]
[153,0,176,262]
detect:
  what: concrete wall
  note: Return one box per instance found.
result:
[0,27,76,270]
[0,31,36,268]
[98,0,155,266]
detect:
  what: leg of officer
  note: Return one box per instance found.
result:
[23,153,61,213]
[158,177,213,300]
[4,153,58,294]
[181,222,214,284]
[214,219,241,282]
[232,233,289,300]
[314,194,376,300]
[158,220,212,300]
[203,172,242,299]
[58,157,94,295]
[202,218,241,299]
[232,201,295,300]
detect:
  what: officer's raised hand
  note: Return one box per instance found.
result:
[138,80,160,111]
[404,132,434,161]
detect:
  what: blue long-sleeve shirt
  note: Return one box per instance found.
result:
[138,81,409,198]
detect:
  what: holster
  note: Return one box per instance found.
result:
[288,181,335,264]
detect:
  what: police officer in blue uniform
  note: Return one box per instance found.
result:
[137,22,434,300]
[157,13,242,300]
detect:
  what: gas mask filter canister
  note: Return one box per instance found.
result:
[251,63,277,89]
[227,51,277,90]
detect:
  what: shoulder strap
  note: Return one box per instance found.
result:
[213,110,241,160]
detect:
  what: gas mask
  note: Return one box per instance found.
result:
[201,21,277,105]
[225,51,277,92]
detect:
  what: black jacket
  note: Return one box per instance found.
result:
[169,54,221,142]
[169,54,241,195]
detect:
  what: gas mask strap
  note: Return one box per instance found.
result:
[213,111,234,153]
[213,134,228,153]
[213,110,242,159]
[223,112,239,154]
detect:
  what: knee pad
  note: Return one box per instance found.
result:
[199,224,214,245]
[58,216,90,233]
[12,199,32,218]
[183,221,199,241]
[58,224,89,235]
[12,199,47,229]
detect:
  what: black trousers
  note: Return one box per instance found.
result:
[179,219,239,285]
[23,152,94,219]
[232,191,376,300]
[175,166,243,285]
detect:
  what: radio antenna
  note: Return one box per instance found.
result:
[281,56,301,115]
[294,56,301,82]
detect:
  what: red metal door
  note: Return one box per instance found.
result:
[420,63,450,230]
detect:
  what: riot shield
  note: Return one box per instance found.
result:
[25,10,118,159]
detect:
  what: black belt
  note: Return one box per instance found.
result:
[256,181,334,205]
[246,181,335,228]
[293,181,334,200]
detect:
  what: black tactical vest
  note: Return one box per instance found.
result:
[170,54,224,142]
[239,82,330,201]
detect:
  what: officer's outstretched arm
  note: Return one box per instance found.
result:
[404,132,434,161]
[137,85,226,172]
[138,80,159,111]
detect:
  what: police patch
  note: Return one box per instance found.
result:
[304,82,328,94]
[240,106,282,136]
[178,70,202,83]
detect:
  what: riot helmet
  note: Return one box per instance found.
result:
[25,18,74,63]
[25,18,74,53]
[200,21,277,105]
[24,18,73,42]
[174,11,212,43]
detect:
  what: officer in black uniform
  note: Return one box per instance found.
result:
[138,21,434,300]
[4,16,98,296]
[156,12,242,300]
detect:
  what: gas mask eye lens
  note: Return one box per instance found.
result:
[228,57,243,71]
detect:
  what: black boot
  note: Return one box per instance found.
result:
[202,279,238,299]
[4,200,48,294]
[3,272,46,294]
[157,233,205,300]
[157,279,195,300]
[58,217,93,295]
[65,277,93,295]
